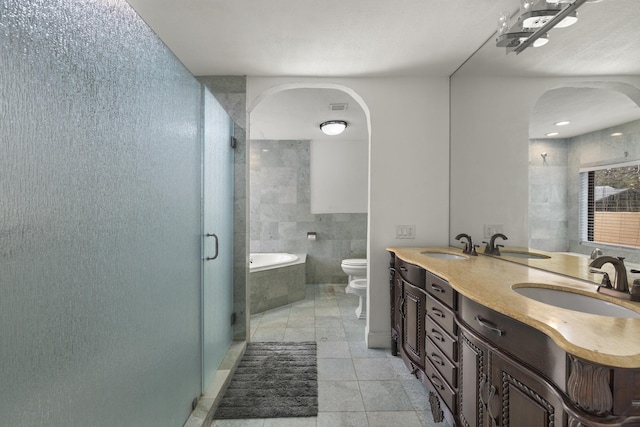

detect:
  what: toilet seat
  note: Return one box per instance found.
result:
[349,278,368,290]
[341,258,367,267]
[341,258,367,284]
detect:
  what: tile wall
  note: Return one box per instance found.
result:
[250,140,367,284]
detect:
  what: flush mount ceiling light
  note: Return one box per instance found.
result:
[546,131,560,136]
[555,120,571,126]
[520,7,578,29]
[319,120,347,136]
[496,0,587,54]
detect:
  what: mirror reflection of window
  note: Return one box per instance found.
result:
[580,161,640,248]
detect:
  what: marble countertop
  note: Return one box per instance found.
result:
[387,246,640,368]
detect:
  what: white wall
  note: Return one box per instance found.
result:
[450,75,640,250]
[311,138,368,214]
[248,76,450,347]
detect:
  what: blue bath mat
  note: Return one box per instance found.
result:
[213,342,318,419]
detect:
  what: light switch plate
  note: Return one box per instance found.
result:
[396,225,415,239]
[484,224,504,238]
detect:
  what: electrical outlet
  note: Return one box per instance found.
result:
[395,225,415,239]
[484,224,504,238]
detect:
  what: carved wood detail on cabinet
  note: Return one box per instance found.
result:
[568,417,588,427]
[402,281,425,369]
[429,391,445,423]
[458,329,487,427]
[568,355,613,416]
[500,371,556,427]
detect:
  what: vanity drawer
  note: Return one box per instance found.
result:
[427,338,457,388]
[425,270,456,309]
[458,296,566,389]
[395,258,425,288]
[426,315,457,362]
[427,294,457,336]
[424,358,456,413]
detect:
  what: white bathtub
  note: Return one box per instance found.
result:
[249,252,300,272]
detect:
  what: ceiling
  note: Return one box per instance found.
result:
[126,0,517,78]
[127,0,640,141]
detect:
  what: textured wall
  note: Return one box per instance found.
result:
[249,140,367,285]
[1,1,202,425]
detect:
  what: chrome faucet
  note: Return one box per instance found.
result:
[455,233,478,256]
[483,233,508,256]
[590,248,603,260]
[589,256,630,295]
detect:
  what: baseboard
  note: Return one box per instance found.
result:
[365,328,391,349]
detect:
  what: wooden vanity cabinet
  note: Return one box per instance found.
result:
[389,252,458,422]
[458,299,567,427]
[459,326,567,427]
[389,254,402,356]
[390,251,640,426]
[390,254,427,372]
[424,270,459,416]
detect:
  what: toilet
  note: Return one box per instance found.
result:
[341,258,368,319]
[345,278,367,319]
[340,258,367,282]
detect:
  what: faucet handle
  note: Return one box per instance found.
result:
[590,269,613,288]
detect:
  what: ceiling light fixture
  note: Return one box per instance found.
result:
[319,120,347,136]
[611,132,624,137]
[546,132,560,137]
[555,120,571,126]
[496,0,588,54]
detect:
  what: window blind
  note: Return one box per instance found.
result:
[580,161,640,248]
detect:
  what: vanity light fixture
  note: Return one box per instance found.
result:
[555,120,571,126]
[319,120,347,136]
[496,0,588,54]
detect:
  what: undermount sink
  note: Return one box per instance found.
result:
[501,251,550,260]
[513,285,640,318]
[420,252,466,260]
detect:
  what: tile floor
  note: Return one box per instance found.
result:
[211,284,451,427]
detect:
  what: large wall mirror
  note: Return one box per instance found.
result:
[529,83,640,259]
[450,0,640,271]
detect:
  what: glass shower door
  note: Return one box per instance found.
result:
[202,87,234,392]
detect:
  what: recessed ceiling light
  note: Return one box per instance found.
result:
[546,132,560,137]
[555,120,570,126]
[611,132,623,137]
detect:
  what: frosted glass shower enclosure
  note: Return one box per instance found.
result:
[202,88,234,392]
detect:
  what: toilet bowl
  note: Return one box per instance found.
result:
[345,278,367,319]
[341,258,367,283]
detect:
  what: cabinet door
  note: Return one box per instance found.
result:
[390,270,403,356]
[402,279,426,370]
[459,327,490,427]
[491,350,565,427]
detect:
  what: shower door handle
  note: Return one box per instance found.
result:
[204,233,219,261]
